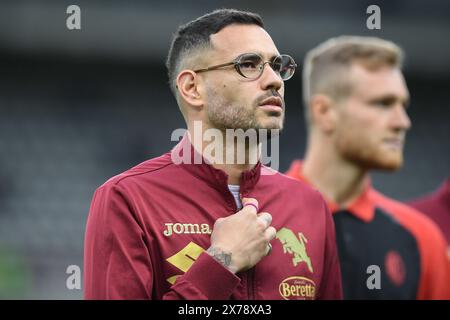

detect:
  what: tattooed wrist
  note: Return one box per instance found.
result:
[206,247,234,272]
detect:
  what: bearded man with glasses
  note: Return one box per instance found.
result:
[84,8,342,300]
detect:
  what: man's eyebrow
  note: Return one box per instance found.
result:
[268,54,280,62]
[368,94,410,107]
[251,51,279,61]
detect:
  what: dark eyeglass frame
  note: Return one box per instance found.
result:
[193,53,297,81]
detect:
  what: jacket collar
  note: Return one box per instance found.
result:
[170,133,262,196]
[286,160,375,222]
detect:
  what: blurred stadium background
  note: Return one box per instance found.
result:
[0,0,449,299]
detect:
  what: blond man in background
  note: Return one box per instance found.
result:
[286,36,450,299]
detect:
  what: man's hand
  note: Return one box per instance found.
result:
[207,198,276,274]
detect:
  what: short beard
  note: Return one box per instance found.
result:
[336,136,403,171]
[206,91,259,131]
[206,87,284,135]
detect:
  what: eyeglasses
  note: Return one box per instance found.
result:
[193,53,297,81]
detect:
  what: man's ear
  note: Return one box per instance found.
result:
[176,70,203,108]
[309,94,337,133]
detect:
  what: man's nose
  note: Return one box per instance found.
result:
[391,103,411,131]
[259,62,283,91]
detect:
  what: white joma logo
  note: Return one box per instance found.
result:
[163,223,212,237]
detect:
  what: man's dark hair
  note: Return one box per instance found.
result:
[166,9,264,96]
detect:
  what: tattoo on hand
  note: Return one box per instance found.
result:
[207,247,232,268]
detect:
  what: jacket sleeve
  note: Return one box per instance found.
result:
[317,198,344,300]
[413,213,450,299]
[84,182,240,300]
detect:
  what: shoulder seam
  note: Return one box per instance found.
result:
[103,157,175,188]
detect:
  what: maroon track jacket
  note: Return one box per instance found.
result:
[84,136,343,299]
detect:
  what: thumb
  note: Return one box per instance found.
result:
[241,198,259,212]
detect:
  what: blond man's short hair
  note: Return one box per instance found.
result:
[303,36,404,124]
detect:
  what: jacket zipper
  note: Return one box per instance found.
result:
[229,189,256,299]
[238,191,256,300]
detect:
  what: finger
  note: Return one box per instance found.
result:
[241,198,259,213]
[265,226,277,241]
[257,212,272,228]
[265,243,273,256]
[213,217,224,227]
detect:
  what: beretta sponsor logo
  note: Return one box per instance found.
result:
[279,276,316,300]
